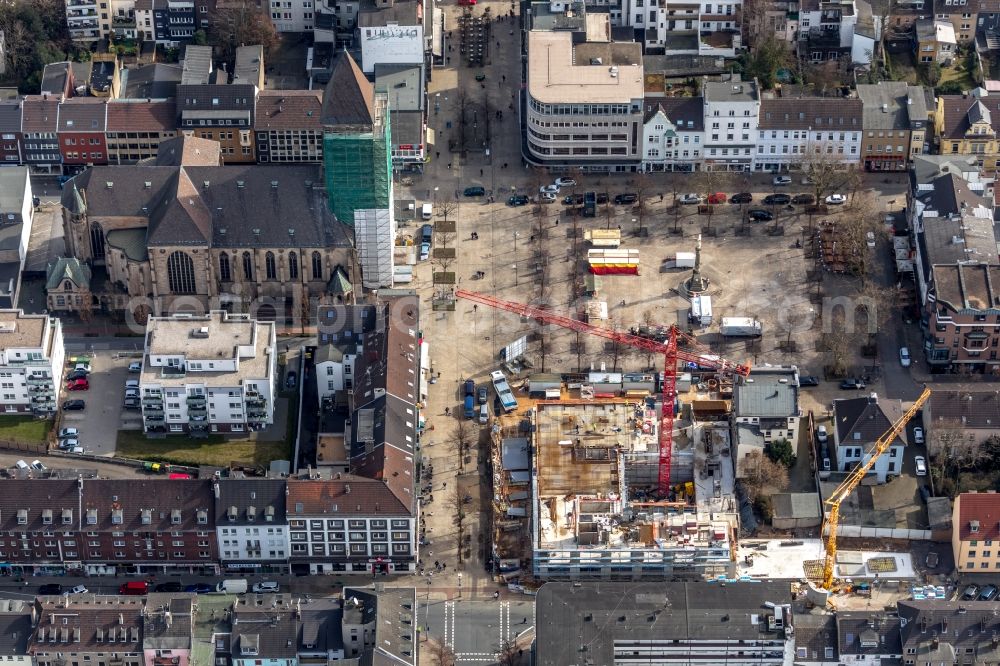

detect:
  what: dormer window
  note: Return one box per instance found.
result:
[42,509,52,525]
[171,509,182,524]
[17,509,27,525]
[62,509,73,525]
[111,509,123,525]
[141,509,152,525]
[86,509,97,525]
[197,509,208,525]
[246,506,256,521]
[228,506,238,522]
[971,520,980,533]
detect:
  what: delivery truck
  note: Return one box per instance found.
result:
[720,317,763,337]
[464,394,476,418]
[689,295,712,326]
[491,370,518,412]
[216,579,248,594]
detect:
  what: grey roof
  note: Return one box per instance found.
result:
[314,344,345,364]
[0,167,28,213]
[501,437,529,471]
[104,228,149,262]
[321,52,375,127]
[120,62,183,99]
[176,84,256,122]
[57,99,107,132]
[897,601,1000,663]
[642,55,727,78]
[915,172,989,218]
[214,479,287,526]
[46,257,91,291]
[536,582,792,665]
[0,102,22,134]
[358,0,421,27]
[833,396,905,447]
[703,75,759,102]
[772,492,822,519]
[0,600,32,656]
[343,587,417,666]
[389,109,423,146]
[837,611,901,658]
[143,597,193,650]
[644,96,704,131]
[297,598,344,653]
[40,62,73,95]
[734,367,799,419]
[792,611,838,663]
[234,45,264,86]
[374,64,423,112]
[929,390,1000,428]
[232,610,298,659]
[316,304,378,343]
[856,82,928,130]
[180,45,213,85]
[911,154,984,185]
[62,163,351,250]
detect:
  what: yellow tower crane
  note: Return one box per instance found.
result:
[821,387,932,590]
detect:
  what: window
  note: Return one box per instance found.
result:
[242,252,253,281]
[265,252,277,280]
[288,251,298,279]
[219,252,231,282]
[90,223,105,260]
[166,251,196,294]
[312,251,322,279]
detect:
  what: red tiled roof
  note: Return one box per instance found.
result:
[286,478,411,516]
[957,491,1000,541]
[106,100,176,132]
[255,91,323,131]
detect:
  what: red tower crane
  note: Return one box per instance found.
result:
[455,289,752,494]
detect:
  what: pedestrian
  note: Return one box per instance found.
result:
[480,168,484,176]
[448,163,452,169]
[659,193,664,201]
[502,74,506,82]
[436,151,440,159]
[494,591,500,599]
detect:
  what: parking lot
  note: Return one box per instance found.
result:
[58,352,141,457]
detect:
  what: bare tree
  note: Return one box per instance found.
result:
[438,197,459,225]
[454,418,475,464]
[426,639,457,666]
[692,170,721,232]
[496,638,519,666]
[209,1,279,63]
[792,144,859,204]
[738,449,790,500]
[838,193,885,282]
[927,417,985,472]
[632,173,653,235]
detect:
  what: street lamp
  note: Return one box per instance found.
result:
[457,572,463,599]
[512,264,517,287]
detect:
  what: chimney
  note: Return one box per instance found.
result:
[942,618,949,633]
[165,611,172,628]
[921,617,928,633]
[214,482,220,499]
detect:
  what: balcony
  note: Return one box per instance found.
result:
[247,411,269,421]
[27,376,52,385]
[143,405,164,414]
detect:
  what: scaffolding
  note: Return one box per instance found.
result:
[354,208,395,289]
[323,92,393,225]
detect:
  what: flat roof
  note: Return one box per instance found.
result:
[527,31,643,105]
[0,310,49,350]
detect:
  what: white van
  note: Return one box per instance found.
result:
[479,403,489,424]
[421,203,433,220]
[689,295,713,326]
[216,579,248,594]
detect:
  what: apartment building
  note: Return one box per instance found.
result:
[139,311,276,435]
[832,395,906,483]
[897,599,1000,663]
[622,0,743,56]
[641,97,704,172]
[254,91,324,163]
[269,0,318,31]
[857,82,929,171]
[797,0,879,65]
[702,76,760,171]
[935,91,1000,171]
[733,366,802,444]
[525,29,644,170]
[755,96,863,172]
[214,479,290,573]
[176,84,257,162]
[29,597,146,666]
[142,598,193,666]
[536,582,794,665]
[0,310,63,416]
[20,95,62,175]
[135,0,197,46]
[105,99,178,164]
[0,600,32,666]
[835,612,903,665]
[65,0,137,43]
[57,98,109,170]
[910,172,1000,371]
[0,101,22,167]
[952,491,1000,572]
[66,0,102,42]
[0,168,35,310]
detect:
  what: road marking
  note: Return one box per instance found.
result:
[445,601,455,648]
[500,600,509,642]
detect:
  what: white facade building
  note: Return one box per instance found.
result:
[315,342,358,402]
[214,479,290,573]
[270,0,317,32]
[833,396,906,483]
[702,76,760,171]
[0,310,63,416]
[623,0,743,56]
[641,97,705,172]
[139,311,276,435]
[754,97,864,172]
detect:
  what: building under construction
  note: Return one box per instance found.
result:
[321,51,393,226]
[493,396,740,582]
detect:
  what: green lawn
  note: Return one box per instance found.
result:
[116,429,292,467]
[0,416,52,444]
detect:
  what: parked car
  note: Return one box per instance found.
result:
[38,584,62,595]
[914,456,927,476]
[507,195,529,207]
[816,425,828,444]
[679,193,702,205]
[128,361,142,372]
[772,175,792,186]
[539,192,557,203]
[554,177,577,187]
[562,194,584,205]
[65,378,89,391]
[123,398,140,410]
[63,399,85,411]
[792,194,815,205]
[252,581,280,593]
[763,193,791,205]
[154,582,183,593]
[925,551,939,569]
[825,193,847,205]
[463,186,486,197]
[539,184,560,194]
[913,426,924,444]
[14,459,28,471]
[747,209,774,221]
[614,193,638,205]
[464,378,476,396]
[866,231,876,248]
[477,386,488,404]
[30,460,46,472]
[730,192,753,204]
[979,584,999,601]
[185,583,213,594]
[125,379,139,389]
[962,584,980,600]
[58,438,80,450]
[839,378,866,390]
[66,369,89,381]
[419,242,430,261]
[119,581,149,596]
[285,371,297,389]
[798,375,819,387]
[899,346,911,367]
[595,193,609,204]
[58,427,79,439]
[707,192,727,205]
[65,585,88,595]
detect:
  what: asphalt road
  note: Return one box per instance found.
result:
[423,598,533,664]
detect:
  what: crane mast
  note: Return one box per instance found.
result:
[454,289,750,493]
[821,387,931,590]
